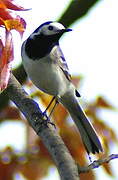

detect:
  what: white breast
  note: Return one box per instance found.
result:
[21,42,71,96]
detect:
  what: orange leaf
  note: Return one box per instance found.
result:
[0,147,17,180]
[0,162,14,180]
[0,9,12,26]
[96,96,114,109]
[0,18,3,25]
[0,8,13,21]
[2,0,28,11]
[0,0,6,9]
[4,16,26,35]
[0,31,13,91]
[60,124,87,165]
[19,160,49,180]
[102,163,113,176]
[0,31,14,67]
[0,8,26,35]
[0,39,4,59]
[0,106,21,120]
[0,62,11,91]
[80,171,95,180]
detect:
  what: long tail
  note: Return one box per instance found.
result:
[59,92,103,154]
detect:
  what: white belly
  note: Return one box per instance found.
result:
[22,54,70,96]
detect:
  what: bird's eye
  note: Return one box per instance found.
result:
[48,25,53,31]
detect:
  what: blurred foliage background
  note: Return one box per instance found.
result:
[0,0,118,180]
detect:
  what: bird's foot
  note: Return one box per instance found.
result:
[42,111,56,129]
[32,111,56,134]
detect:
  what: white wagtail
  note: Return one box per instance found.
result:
[21,21,103,154]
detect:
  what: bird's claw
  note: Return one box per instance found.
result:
[42,111,56,129]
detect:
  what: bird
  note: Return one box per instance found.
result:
[21,21,103,154]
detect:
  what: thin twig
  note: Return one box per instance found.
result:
[78,154,118,173]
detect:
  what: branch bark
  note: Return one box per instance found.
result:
[6,73,79,180]
[78,154,118,173]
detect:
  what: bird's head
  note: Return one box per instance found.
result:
[31,21,72,39]
[24,21,72,59]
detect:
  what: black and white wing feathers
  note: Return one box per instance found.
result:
[50,45,71,81]
[50,45,81,97]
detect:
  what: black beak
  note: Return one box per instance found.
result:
[53,28,72,40]
[60,28,72,33]
[56,28,72,35]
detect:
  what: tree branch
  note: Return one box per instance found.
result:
[59,0,100,27]
[3,74,118,179]
[6,73,79,180]
[0,64,27,110]
[78,154,118,173]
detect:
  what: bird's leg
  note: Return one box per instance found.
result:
[49,99,59,118]
[43,96,56,114]
[42,96,57,128]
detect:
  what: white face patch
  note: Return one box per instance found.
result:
[50,22,65,30]
[40,22,66,36]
